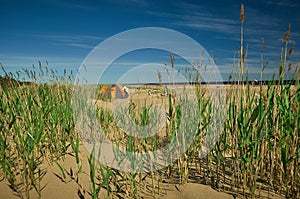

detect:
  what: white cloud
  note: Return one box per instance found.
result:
[166,9,239,35]
[30,34,103,49]
[52,42,95,49]
[0,53,82,68]
[265,0,298,7]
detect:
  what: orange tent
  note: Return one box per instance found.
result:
[101,84,128,99]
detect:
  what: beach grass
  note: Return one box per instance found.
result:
[0,4,299,199]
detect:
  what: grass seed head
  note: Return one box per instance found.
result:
[240,4,245,23]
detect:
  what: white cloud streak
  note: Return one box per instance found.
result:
[30,34,103,49]
[0,53,82,67]
[265,0,298,8]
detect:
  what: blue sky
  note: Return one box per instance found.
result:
[1,0,300,83]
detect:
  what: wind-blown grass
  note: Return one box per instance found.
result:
[0,65,75,198]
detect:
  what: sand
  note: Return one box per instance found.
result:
[0,145,235,199]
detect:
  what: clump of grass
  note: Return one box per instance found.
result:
[0,64,75,198]
[205,7,300,199]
